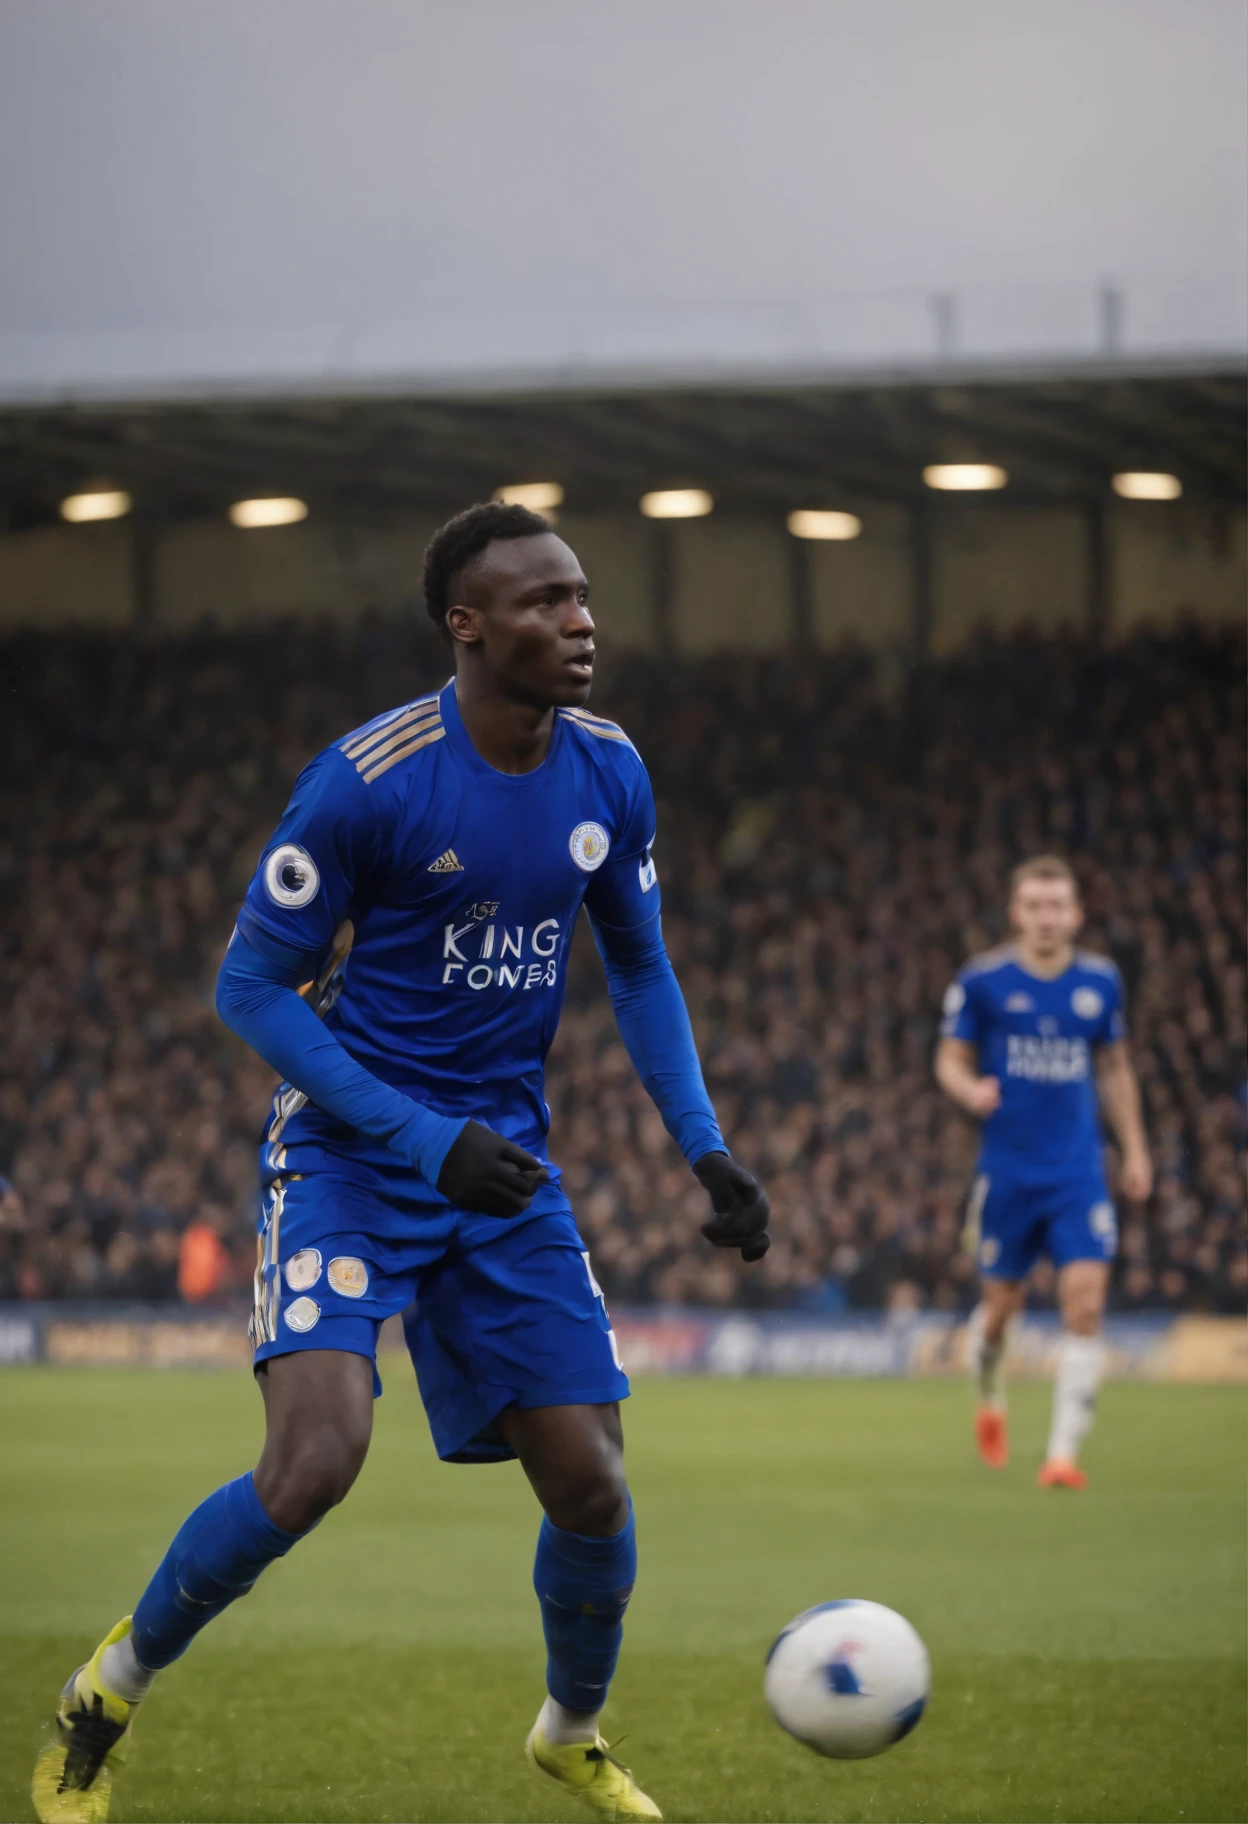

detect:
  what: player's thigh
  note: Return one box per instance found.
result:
[257,1346,376,1453]
[253,1348,376,1529]
[498,1400,629,1535]
[249,1164,444,1520]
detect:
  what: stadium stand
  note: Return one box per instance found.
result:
[0,620,1243,1315]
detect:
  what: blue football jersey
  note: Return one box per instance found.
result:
[941,946,1126,1175]
[235,680,660,1166]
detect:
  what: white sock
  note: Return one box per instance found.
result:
[99,1633,157,1705]
[969,1304,1008,1408]
[537,1693,601,1746]
[1046,1333,1105,1464]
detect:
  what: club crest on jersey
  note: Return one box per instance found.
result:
[428,849,464,873]
[264,844,320,908]
[569,821,610,872]
[1071,986,1104,1019]
[327,1256,369,1298]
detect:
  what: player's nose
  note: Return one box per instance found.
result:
[561,594,595,637]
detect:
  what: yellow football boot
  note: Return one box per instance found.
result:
[527,1722,662,1821]
[32,1617,143,1824]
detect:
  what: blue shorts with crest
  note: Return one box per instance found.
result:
[250,1120,627,1464]
[967,1163,1117,1282]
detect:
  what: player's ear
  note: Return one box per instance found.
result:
[445,603,483,646]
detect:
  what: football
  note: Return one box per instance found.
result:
[764,1600,931,1759]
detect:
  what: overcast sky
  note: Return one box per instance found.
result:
[0,0,1243,390]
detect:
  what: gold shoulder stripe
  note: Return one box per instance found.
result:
[565,707,631,737]
[559,711,631,742]
[343,700,440,762]
[350,708,442,771]
[342,696,440,761]
[341,705,419,757]
[361,725,446,782]
[564,706,621,728]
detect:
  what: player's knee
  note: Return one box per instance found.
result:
[982,1302,1010,1342]
[1063,1303,1102,1338]
[547,1461,631,1537]
[1060,1267,1107,1337]
[982,1283,1021,1339]
[255,1423,370,1533]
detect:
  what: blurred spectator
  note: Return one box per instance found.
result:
[177,1208,236,1303]
[0,618,1243,1313]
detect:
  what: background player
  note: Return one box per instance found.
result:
[935,855,1152,1488]
[33,502,770,1824]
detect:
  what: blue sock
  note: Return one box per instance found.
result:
[131,1474,299,1670]
[533,1504,637,1715]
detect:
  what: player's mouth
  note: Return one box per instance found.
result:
[563,650,595,679]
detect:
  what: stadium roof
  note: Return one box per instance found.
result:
[0,367,1243,531]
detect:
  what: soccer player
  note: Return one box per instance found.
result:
[935,855,1152,1488]
[34,502,770,1824]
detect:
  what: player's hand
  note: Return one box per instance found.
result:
[1120,1148,1154,1203]
[694,1151,771,1262]
[437,1120,549,1218]
[966,1076,1001,1118]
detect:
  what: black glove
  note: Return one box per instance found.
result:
[437,1120,549,1218]
[694,1151,771,1262]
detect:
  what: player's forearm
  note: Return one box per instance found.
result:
[215,933,465,1183]
[934,1041,982,1112]
[1098,1055,1148,1158]
[592,914,724,1166]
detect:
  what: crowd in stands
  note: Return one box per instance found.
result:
[0,616,1243,1315]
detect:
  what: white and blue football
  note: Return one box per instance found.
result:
[764,1599,930,1759]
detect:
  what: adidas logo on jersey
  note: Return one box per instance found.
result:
[428,850,464,873]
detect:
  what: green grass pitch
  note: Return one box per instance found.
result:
[1,1369,1243,1823]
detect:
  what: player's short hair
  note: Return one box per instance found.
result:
[1010,854,1079,896]
[422,502,553,629]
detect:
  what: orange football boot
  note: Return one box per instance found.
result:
[975,1405,1009,1469]
[1037,1458,1087,1490]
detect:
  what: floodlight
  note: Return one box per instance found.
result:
[922,464,1008,491]
[640,489,713,519]
[229,498,308,528]
[1112,472,1182,501]
[787,509,862,541]
[60,489,132,523]
[492,481,564,511]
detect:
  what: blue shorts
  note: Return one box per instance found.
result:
[966,1164,1117,1281]
[249,1134,628,1464]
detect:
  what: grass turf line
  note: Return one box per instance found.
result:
[2,1369,1244,1822]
